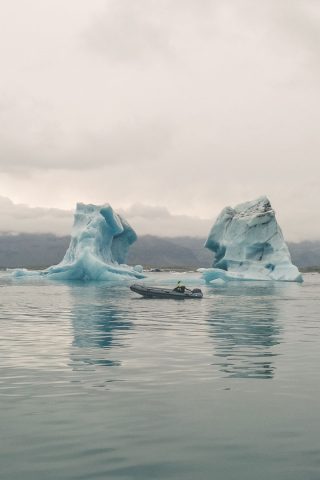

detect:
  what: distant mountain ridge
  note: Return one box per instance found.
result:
[127,235,212,268]
[0,233,319,269]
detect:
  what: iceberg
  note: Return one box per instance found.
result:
[201,196,303,283]
[12,203,145,281]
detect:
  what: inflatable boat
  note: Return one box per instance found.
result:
[130,283,203,299]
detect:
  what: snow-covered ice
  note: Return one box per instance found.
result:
[12,203,145,281]
[200,196,303,283]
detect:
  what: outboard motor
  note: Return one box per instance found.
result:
[192,288,202,294]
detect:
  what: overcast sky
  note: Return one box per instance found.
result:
[0,0,319,240]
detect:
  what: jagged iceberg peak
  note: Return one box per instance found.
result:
[201,196,303,283]
[63,203,137,266]
[12,203,145,281]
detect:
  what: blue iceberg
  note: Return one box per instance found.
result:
[200,196,303,283]
[13,203,145,281]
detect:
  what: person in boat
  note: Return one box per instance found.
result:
[173,280,186,293]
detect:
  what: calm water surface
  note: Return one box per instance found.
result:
[0,272,320,480]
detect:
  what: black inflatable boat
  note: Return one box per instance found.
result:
[130,283,203,299]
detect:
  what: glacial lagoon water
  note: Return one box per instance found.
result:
[1,271,320,480]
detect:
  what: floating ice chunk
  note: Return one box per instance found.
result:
[133,265,144,273]
[11,268,38,277]
[209,278,226,286]
[12,203,145,281]
[202,196,303,283]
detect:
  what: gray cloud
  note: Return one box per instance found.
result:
[0,0,319,241]
[84,0,320,66]
[271,0,320,60]
[0,98,173,172]
[85,0,173,63]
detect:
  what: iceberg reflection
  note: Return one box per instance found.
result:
[207,283,282,379]
[69,284,133,369]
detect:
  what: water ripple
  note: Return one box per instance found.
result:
[1,272,320,479]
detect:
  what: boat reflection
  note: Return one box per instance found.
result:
[207,283,282,379]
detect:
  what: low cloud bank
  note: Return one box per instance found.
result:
[0,196,212,237]
[0,196,73,235]
[1,196,318,242]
